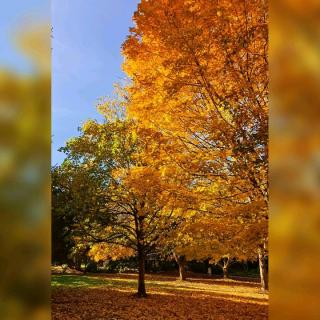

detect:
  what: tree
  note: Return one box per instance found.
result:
[241,220,268,290]
[172,252,188,281]
[207,229,254,279]
[51,157,110,268]
[59,103,196,296]
[122,0,268,289]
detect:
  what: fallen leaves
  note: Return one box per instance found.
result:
[52,274,268,319]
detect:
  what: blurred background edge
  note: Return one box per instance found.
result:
[0,0,320,319]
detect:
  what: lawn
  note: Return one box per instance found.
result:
[52,273,268,319]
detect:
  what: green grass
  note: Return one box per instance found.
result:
[51,274,137,289]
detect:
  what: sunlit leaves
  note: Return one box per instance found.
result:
[122,0,268,267]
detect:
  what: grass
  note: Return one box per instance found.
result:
[52,274,119,288]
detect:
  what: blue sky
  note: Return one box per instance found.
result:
[52,0,140,165]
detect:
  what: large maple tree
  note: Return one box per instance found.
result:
[122,0,268,289]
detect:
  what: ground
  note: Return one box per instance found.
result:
[52,273,268,320]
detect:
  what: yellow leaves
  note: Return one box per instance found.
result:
[188,3,200,13]
[123,166,161,194]
[82,119,97,134]
[131,128,138,143]
[88,243,135,262]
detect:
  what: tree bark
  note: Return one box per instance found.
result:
[178,262,186,281]
[258,249,268,291]
[173,252,187,280]
[137,246,147,297]
[72,256,82,271]
[134,211,147,297]
[223,266,228,279]
[219,257,229,279]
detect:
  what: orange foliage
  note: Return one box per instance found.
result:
[122,0,268,266]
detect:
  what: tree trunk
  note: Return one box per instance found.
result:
[134,212,147,297]
[137,246,147,297]
[223,266,228,279]
[258,250,268,291]
[173,252,187,280]
[178,262,186,281]
[72,256,82,271]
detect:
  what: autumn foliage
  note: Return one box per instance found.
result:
[52,0,268,301]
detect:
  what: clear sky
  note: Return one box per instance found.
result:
[52,0,140,165]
